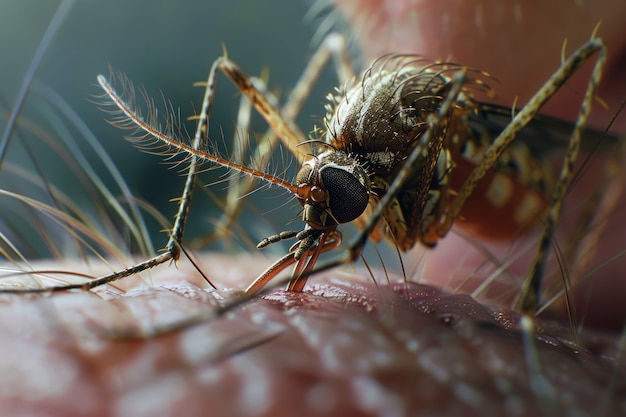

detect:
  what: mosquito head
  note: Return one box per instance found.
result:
[295,149,371,230]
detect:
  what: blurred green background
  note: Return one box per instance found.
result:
[0,0,350,258]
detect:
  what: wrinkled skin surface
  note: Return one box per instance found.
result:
[2,1,626,416]
[2,257,625,416]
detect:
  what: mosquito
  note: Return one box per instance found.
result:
[0,30,610,329]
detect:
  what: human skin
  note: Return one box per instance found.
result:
[2,256,625,416]
[2,1,626,416]
[334,0,626,130]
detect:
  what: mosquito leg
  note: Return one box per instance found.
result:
[440,38,607,239]
[255,32,355,158]
[164,65,219,258]
[563,140,625,270]
[574,104,625,246]
[193,76,280,249]
[518,39,607,314]
[196,34,355,249]
[281,33,355,126]
[540,108,626,319]
[236,33,354,174]
[81,62,226,290]
[0,60,228,293]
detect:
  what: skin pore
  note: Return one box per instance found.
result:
[2,1,626,416]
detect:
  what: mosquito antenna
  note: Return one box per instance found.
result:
[96,74,299,195]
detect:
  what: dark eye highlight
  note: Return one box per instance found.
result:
[320,166,369,224]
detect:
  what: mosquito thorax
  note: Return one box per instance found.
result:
[323,63,460,175]
[295,149,371,230]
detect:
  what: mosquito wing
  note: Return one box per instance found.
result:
[470,103,616,158]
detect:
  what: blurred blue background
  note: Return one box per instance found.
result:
[0,0,351,257]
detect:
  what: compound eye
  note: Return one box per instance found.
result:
[320,166,369,224]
